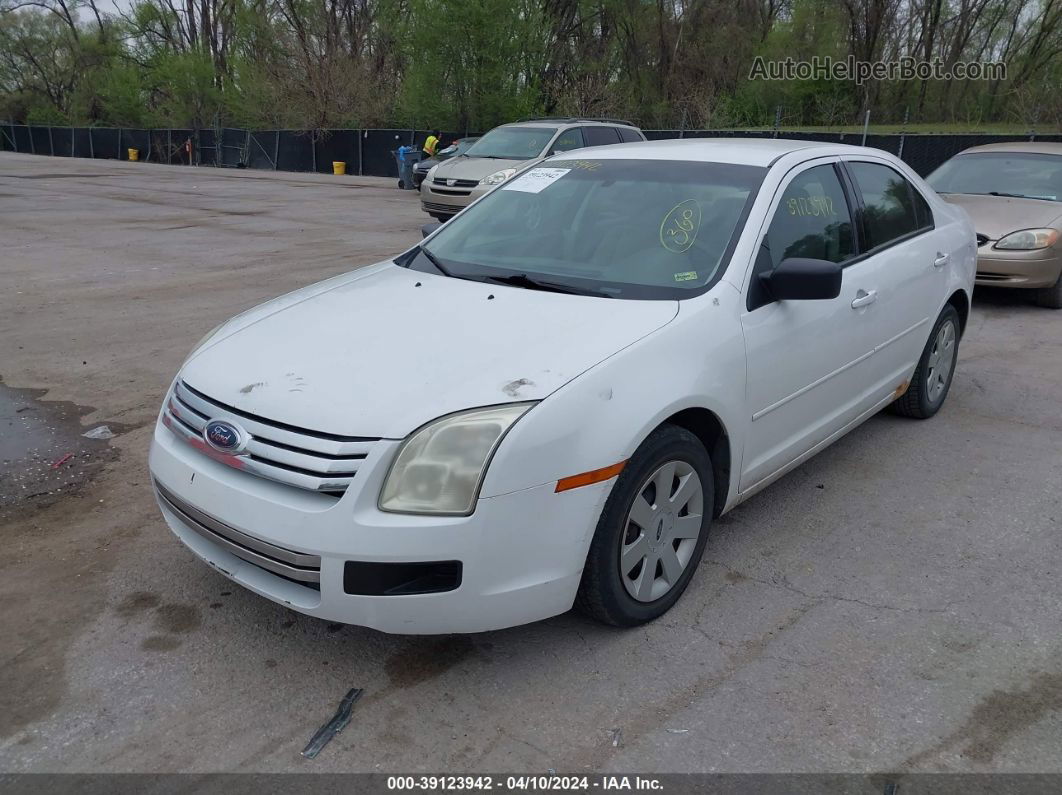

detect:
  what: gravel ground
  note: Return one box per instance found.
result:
[1,152,1061,774]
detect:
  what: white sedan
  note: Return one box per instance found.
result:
[149,139,975,633]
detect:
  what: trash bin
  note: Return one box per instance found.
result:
[332,161,346,175]
[127,148,139,161]
[392,146,423,190]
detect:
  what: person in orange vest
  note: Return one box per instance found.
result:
[422,132,440,159]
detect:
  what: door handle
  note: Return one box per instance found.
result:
[934,252,949,268]
[851,289,877,309]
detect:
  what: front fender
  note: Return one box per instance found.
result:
[480,284,748,514]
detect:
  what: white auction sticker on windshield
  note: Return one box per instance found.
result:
[502,168,571,194]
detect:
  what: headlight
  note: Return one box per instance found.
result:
[994,228,1059,250]
[380,403,534,515]
[480,168,517,186]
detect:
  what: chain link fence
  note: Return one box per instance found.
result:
[3,123,1060,178]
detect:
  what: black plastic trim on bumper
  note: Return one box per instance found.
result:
[343,560,462,596]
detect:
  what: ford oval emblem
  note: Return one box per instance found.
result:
[204,419,245,453]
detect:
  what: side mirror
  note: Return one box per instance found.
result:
[421,222,442,239]
[761,257,842,301]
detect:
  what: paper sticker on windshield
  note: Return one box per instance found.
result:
[660,199,701,253]
[674,271,698,282]
[503,168,571,194]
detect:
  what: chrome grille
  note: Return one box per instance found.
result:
[433,177,478,188]
[162,380,379,495]
[154,479,321,587]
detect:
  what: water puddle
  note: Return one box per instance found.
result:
[0,381,124,515]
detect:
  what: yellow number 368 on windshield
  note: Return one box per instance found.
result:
[660,199,701,253]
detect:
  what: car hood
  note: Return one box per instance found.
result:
[180,262,678,438]
[939,193,1062,240]
[430,156,532,182]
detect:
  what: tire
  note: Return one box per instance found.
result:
[890,304,961,419]
[576,425,714,627]
[1035,273,1062,309]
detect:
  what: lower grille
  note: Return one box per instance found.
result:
[976,272,1011,281]
[421,201,459,214]
[155,480,321,588]
[163,380,379,495]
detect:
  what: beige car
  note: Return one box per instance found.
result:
[420,118,645,221]
[928,142,1062,308]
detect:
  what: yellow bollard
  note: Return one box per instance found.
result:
[127,148,139,161]
[332,161,346,176]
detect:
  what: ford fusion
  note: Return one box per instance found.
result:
[150,139,975,633]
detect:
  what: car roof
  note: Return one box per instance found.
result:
[552,137,877,167]
[500,119,639,130]
[953,141,1062,156]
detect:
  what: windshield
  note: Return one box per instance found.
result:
[407,159,764,299]
[438,138,480,160]
[927,152,1062,202]
[464,127,557,160]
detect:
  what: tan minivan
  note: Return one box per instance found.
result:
[420,118,645,221]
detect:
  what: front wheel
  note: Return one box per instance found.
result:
[576,425,713,627]
[890,304,961,419]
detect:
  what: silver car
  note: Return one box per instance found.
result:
[420,118,646,221]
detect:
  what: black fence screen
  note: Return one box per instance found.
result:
[3,123,1060,178]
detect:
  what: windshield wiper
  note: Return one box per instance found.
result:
[484,273,609,297]
[418,246,455,277]
[958,191,1036,200]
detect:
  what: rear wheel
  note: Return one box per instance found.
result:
[890,305,961,419]
[1036,273,1062,309]
[576,425,713,627]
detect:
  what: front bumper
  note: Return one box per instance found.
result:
[419,181,490,217]
[148,419,608,634]
[974,246,1062,288]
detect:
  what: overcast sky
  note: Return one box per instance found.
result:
[95,0,131,17]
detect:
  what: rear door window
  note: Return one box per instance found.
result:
[848,162,925,250]
[617,127,643,143]
[582,127,621,147]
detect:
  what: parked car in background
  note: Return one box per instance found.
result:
[150,139,973,634]
[927,142,1062,308]
[412,137,480,189]
[420,118,645,221]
